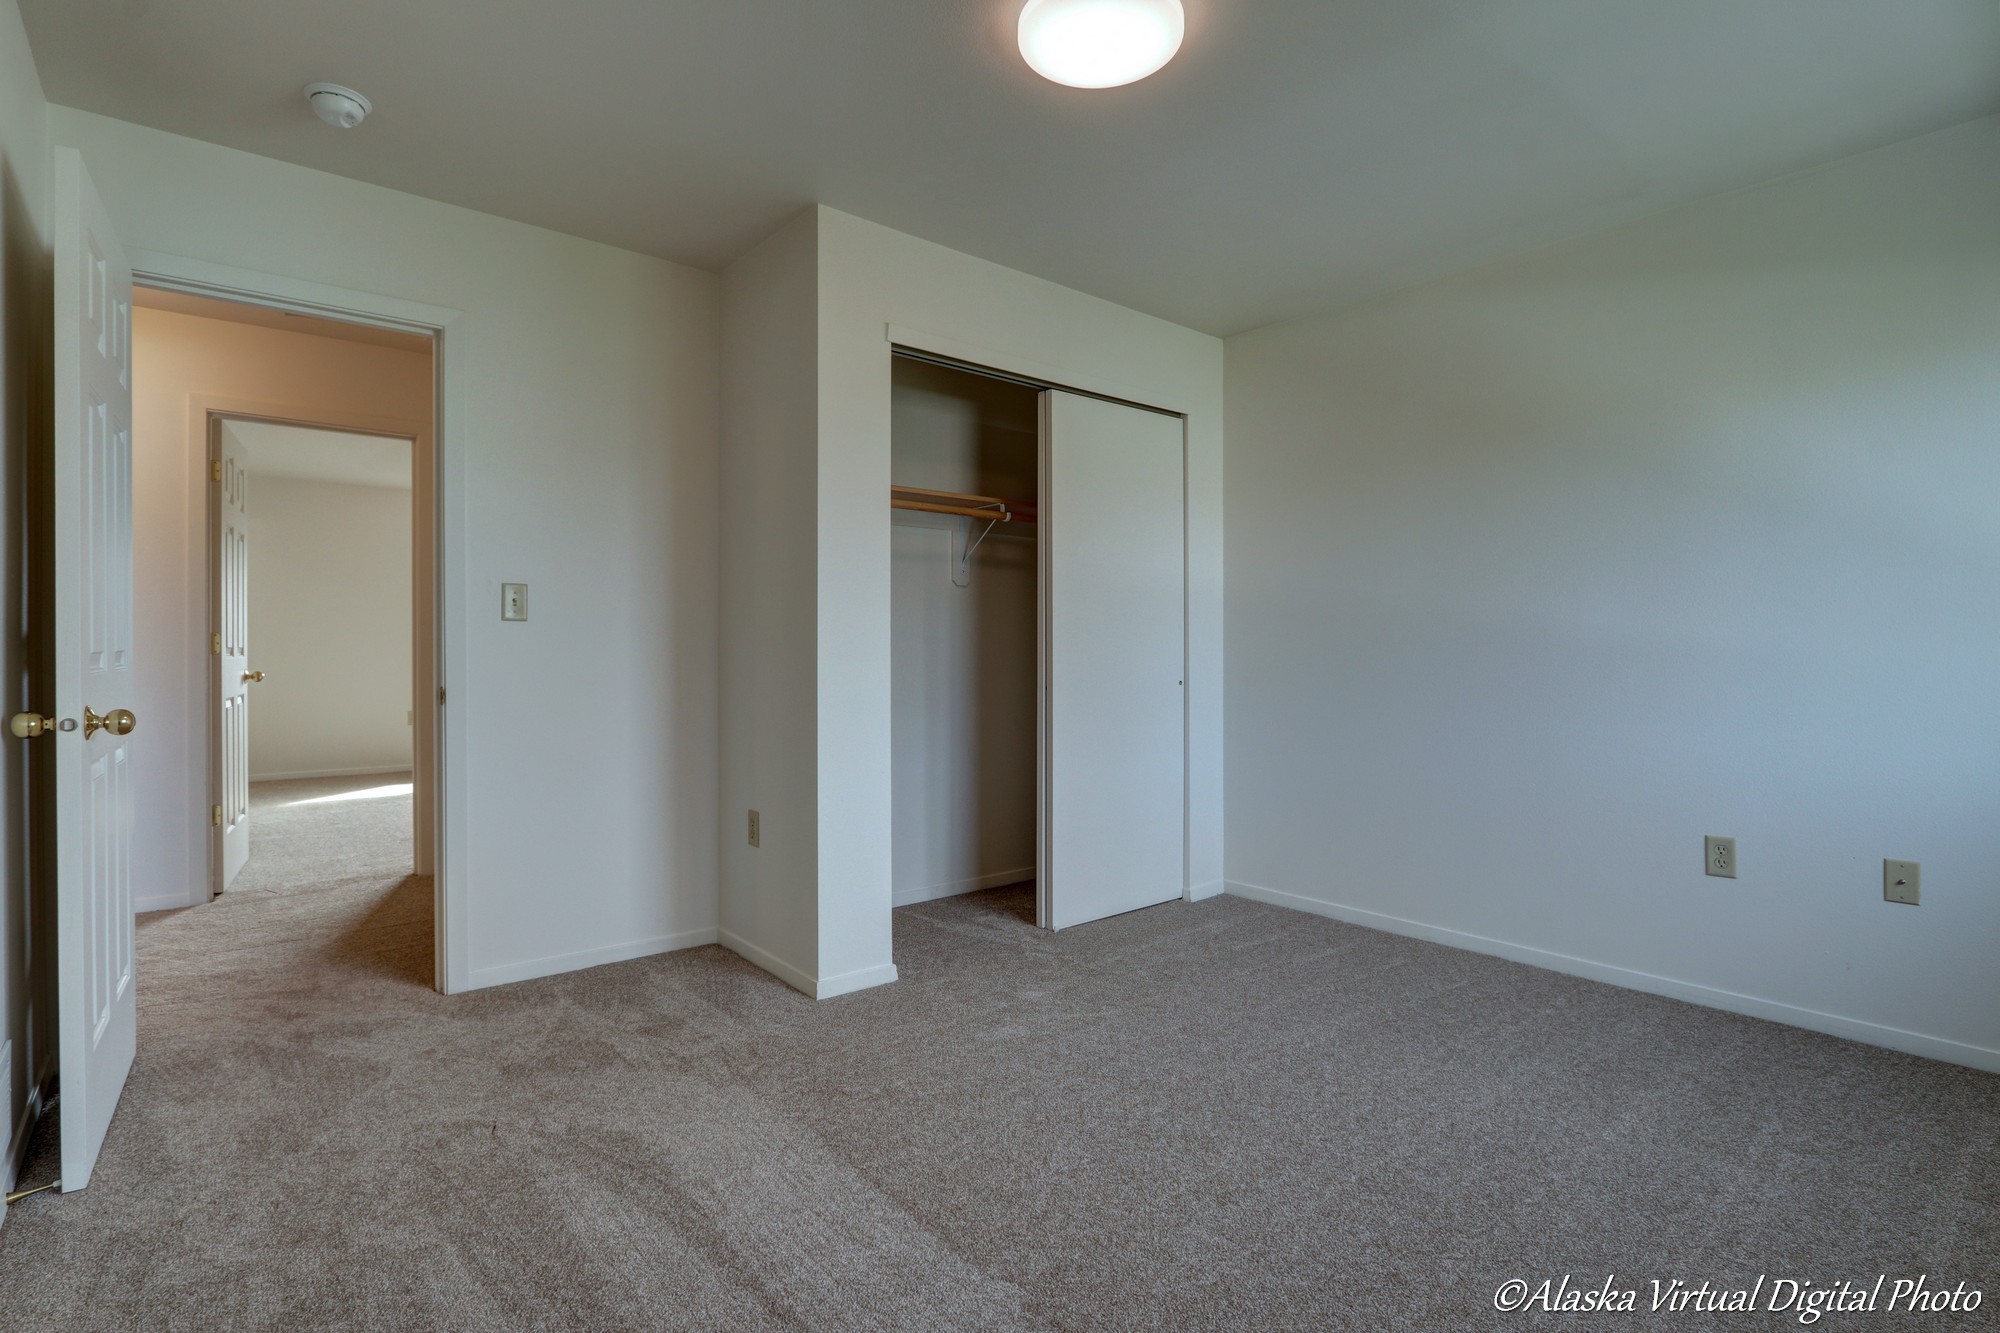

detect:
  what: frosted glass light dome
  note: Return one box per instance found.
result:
[1018,0,1186,89]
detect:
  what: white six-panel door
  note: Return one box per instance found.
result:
[217,424,252,888]
[1038,391,1186,931]
[52,148,138,1191]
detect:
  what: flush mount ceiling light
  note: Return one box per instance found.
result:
[1018,0,1185,89]
[304,82,372,129]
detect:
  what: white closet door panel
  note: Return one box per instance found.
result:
[1040,391,1185,930]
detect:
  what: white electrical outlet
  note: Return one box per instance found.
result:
[747,810,760,848]
[1704,836,1737,879]
[1884,859,1919,906]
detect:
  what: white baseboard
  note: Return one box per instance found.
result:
[1184,879,1225,902]
[1226,880,2000,1075]
[718,930,900,1000]
[718,929,817,997]
[136,889,201,914]
[466,926,719,991]
[1,1039,13,1200]
[814,962,899,1000]
[248,765,414,782]
[5,1064,44,1205]
[1,1045,9,1230]
[894,865,1034,907]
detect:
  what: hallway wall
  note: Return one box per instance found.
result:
[130,304,430,910]
[247,473,414,781]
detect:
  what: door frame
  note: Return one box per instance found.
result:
[199,403,434,895]
[131,249,467,994]
[884,337,1193,932]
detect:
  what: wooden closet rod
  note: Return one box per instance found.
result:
[891,483,1009,507]
[893,497,1020,522]
[889,484,1037,524]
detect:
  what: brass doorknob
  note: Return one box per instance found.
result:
[9,712,55,739]
[243,671,267,683]
[83,706,136,739]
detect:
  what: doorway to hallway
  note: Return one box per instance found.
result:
[211,418,421,894]
[129,285,437,957]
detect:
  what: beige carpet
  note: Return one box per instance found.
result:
[1,774,1996,1330]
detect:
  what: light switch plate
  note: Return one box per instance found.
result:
[1884,859,1919,906]
[501,583,528,622]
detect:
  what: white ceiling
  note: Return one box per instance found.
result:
[224,421,412,491]
[23,1,2000,334]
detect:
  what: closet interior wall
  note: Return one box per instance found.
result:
[890,358,1040,908]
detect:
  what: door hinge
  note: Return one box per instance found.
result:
[212,804,223,827]
[212,632,222,655]
[211,459,222,483]
[437,687,446,705]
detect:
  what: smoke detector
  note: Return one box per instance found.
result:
[304,83,372,129]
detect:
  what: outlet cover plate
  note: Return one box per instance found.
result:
[747,810,760,848]
[1704,835,1737,879]
[1884,859,1919,906]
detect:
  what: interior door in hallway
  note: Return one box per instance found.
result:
[216,423,252,888]
[48,149,139,1191]
[1038,390,1186,931]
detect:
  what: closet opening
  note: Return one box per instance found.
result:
[889,356,1043,928]
[888,343,1191,945]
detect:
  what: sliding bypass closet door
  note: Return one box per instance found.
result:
[1039,391,1185,930]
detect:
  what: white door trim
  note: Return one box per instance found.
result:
[129,249,469,996]
[885,322,1199,418]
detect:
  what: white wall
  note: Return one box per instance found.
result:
[247,472,412,780]
[890,360,1039,906]
[0,0,50,1198]
[56,108,722,991]
[1224,115,2000,1070]
[720,206,1224,997]
[731,206,1224,998]
[718,211,820,992]
[130,306,430,910]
